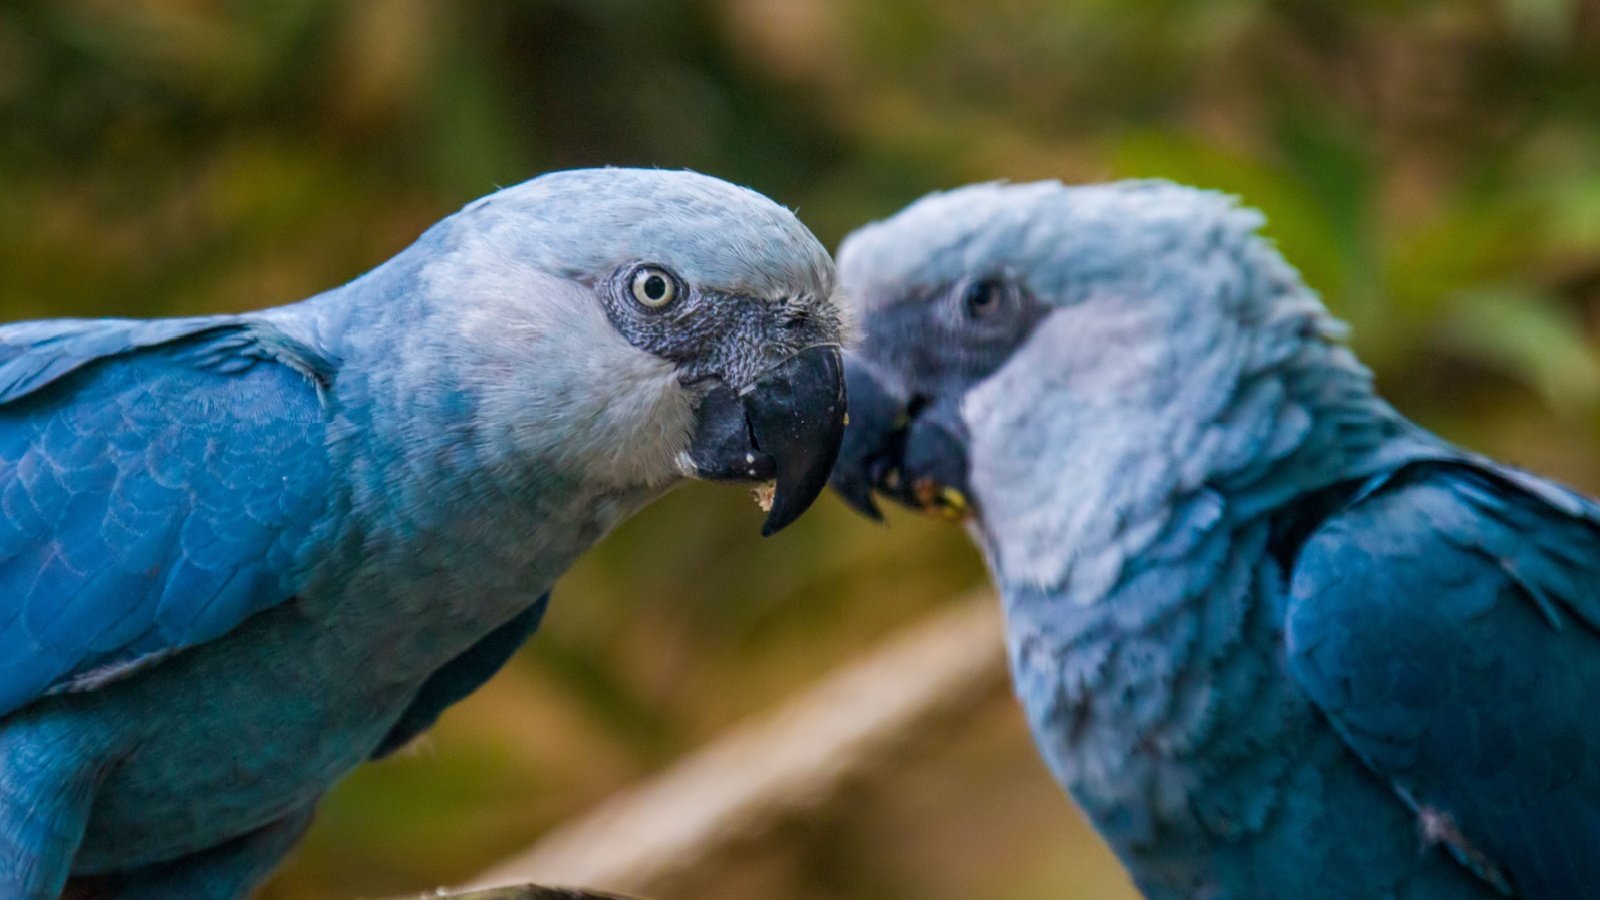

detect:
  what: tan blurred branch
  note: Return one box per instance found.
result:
[407,887,640,900]
[461,593,1007,896]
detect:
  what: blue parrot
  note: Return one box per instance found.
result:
[0,167,847,899]
[830,179,1600,898]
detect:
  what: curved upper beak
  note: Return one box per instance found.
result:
[687,344,847,536]
[828,357,902,521]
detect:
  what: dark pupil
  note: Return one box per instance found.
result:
[643,274,667,301]
[966,281,1000,315]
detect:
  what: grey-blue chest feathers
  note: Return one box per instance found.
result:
[1002,479,1501,900]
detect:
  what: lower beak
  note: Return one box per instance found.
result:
[828,355,974,522]
[688,345,847,536]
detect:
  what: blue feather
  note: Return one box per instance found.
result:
[0,319,332,717]
[371,594,550,760]
[1289,461,1600,898]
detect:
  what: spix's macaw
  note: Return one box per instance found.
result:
[0,167,846,899]
[833,179,1600,898]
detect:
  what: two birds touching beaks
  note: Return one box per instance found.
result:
[1,166,1595,899]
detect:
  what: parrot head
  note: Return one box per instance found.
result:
[828,180,1338,550]
[409,167,848,535]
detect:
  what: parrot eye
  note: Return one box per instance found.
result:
[962,278,1007,320]
[630,266,680,309]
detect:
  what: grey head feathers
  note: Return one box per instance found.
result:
[841,179,1321,325]
[833,179,1417,591]
[276,167,849,525]
[450,167,836,303]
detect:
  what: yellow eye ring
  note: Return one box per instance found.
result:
[630,266,678,308]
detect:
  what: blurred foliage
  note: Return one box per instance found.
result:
[1,1,1597,898]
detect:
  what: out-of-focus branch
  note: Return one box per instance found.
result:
[459,593,1007,896]
[409,887,640,900]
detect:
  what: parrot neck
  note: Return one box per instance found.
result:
[967,301,1442,597]
[986,335,1448,872]
[259,261,693,675]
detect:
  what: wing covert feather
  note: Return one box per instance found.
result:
[1287,463,1600,898]
[0,320,334,717]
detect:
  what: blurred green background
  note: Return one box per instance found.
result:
[3,1,1598,897]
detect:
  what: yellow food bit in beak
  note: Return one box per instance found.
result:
[937,487,971,520]
[752,480,777,512]
[912,479,973,522]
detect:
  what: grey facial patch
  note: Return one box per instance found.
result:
[861,276,1049,401]
[598,264,839,390]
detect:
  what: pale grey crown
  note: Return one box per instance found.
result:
[837,179,1322,331]
[445,167,837,305]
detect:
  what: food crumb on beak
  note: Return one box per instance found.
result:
[752,480,777,512]
[913,478,973,522]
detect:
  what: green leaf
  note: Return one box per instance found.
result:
[1444,287,1600,413]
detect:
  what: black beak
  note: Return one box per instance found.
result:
[688,345,847,536]
[828,357,902,520]
[828,354,973,522]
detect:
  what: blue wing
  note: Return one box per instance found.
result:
[1287,461,1600,899]
[0,317,336,718]
[371,593,550,760]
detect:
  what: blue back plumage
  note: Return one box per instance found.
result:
[1289,460,1600,898]
[0,318,334,717]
